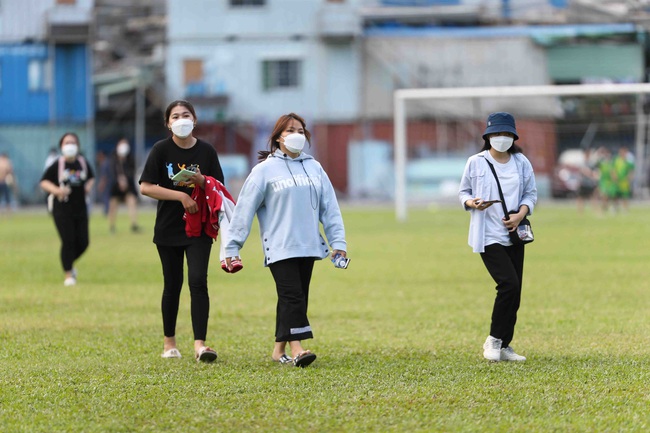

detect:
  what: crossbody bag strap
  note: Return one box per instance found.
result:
[482,157,511,221]
[58,156,66,184]
[58,155,88,182]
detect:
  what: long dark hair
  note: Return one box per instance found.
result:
[59,132,81,149]
[257,113,312,161]
[164,100,197,126]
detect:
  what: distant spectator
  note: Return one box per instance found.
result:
[107,138,140,233]
[40,133,95,286]
[596,147,617,213]
[613,146,635,212]
[0,152,18,212]
[576,149,599,214]
[95,149,111,215]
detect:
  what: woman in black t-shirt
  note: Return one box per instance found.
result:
[139,100,224,363]
[40,132,95,287]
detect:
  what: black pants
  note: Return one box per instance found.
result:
[269,257,316,342]
[156,238,212,341]
[480,243,525,348]
[53,212,89,272]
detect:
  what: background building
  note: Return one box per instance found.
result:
[92,0,167,166]
[3,0,650,204]
[165,0,650,199]
[0,0,94,204]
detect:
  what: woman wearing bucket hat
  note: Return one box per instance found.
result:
[458,112,537,362]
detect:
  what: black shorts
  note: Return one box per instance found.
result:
[109,180,138,200]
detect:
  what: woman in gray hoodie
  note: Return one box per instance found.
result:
[224,113,347,368]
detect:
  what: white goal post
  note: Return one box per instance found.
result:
[393,83,650,222]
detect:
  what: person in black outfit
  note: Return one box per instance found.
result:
[40,132,95,286]
[139,100,224,363]
[107,138,140,233]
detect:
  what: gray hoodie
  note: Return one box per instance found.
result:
[225,149,346,266]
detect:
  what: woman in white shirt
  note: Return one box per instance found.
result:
[459,112,537,362]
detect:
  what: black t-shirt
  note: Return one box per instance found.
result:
[139,137,224,245]
[41,156,95,217]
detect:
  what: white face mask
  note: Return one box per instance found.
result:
[117,143,130,157]
[283,133,306,154]
[489,136,514,153]
[171,118,194,138]
[61,143,79,158]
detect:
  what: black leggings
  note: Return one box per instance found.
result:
[53,212,89,272]
[269,257,316,342]
[480,243,525,348]
[156,238,213,341]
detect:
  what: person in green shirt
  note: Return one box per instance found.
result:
[613,146,635,212]
[596,147,617,213]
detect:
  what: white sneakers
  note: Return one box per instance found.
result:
[500,346,526,362]
[483,336,502,361]
[64,268,78,286]
[483,336,526,362]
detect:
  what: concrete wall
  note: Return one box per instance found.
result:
[165,0,361,123]
[362,35,560,119]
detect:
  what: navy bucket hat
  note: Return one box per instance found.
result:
[482,112,519,141]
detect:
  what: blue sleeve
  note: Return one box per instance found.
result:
[224,173,264,257]
[458,157,474,210]
[520,157,537,215]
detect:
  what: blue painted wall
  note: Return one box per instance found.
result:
[0,43,91,124]
[0,42,93,204]
[0,44,50,123]
[54,44,91,123]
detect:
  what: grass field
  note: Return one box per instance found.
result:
[1,202,649,432]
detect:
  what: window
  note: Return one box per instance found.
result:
[230,0,265,6]
[183,59,205,95]
[28,59,51,92]
[262,60,300,90]
[184,59,203,84]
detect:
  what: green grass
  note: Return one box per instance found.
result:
[1,202,649,432]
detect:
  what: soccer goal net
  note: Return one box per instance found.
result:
[393,83,650,221]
